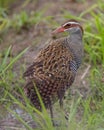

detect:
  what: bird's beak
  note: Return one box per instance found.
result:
[52,26,65,34]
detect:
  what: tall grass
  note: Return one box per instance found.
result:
[0,46,28,100]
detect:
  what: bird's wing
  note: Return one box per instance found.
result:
[23,39,77,86]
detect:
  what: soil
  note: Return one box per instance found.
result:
[0,0,97,129]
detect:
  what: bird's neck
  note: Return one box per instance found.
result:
[69,29,83,41]
[66,30,83,68]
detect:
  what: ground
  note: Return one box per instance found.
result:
[0,0,101,129]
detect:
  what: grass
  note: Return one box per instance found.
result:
[0,10,45,33]
[0,0,14,8]
[0,0,104,130]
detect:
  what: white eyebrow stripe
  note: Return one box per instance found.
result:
[63,21,80,26]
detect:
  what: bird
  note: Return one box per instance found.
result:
[23,19,84,122]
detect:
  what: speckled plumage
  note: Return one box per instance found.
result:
[23,20,83,115]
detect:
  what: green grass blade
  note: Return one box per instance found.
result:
[0,46,12,72]
[2,47,29,74]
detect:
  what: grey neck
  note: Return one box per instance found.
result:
[65,29,83,69]
[69,29,83,41]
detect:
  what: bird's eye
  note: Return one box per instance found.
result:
[64,24,71,29]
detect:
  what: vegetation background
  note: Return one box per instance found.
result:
[0,0,104,130]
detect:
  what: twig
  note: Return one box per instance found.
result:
[81,64,91,80]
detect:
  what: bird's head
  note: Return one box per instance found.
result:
[52,20,83,35]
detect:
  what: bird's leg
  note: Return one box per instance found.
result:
[48,98,55,126]
[57,90,69,121]
[57,90,64,109]
[65,112,69,120]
